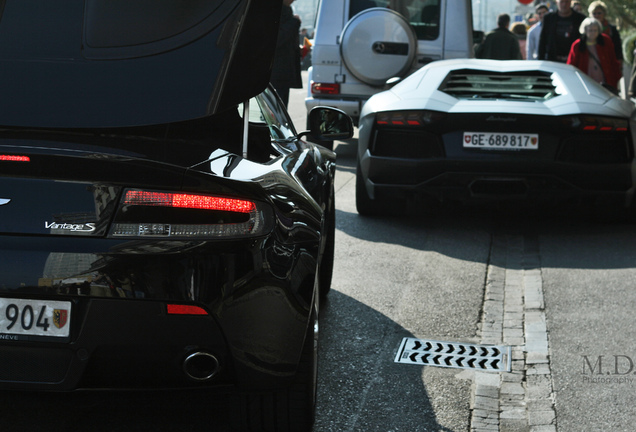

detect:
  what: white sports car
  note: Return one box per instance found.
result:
[356,59,636,215]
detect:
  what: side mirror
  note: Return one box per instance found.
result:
[303,106,354,142]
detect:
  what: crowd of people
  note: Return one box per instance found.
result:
[275,0,636,103]
[475,0,636,98]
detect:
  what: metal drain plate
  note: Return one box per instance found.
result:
[395,338,511,372]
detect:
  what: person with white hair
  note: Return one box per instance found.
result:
[587,0,623,67]
[566,17,621,89]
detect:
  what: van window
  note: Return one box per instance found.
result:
[349,0,440,41]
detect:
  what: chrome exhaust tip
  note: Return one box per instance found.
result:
[183,352,220,381]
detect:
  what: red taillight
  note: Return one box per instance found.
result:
[376,110,445,127]
[112,189,269,238]
[311,82,340,95]
[0,155,29,162]
[123,190,255,213]
[565,116,629,133]
[167,304,208,315]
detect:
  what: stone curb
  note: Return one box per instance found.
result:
[470,235,557,431]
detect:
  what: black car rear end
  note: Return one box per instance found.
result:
[0,136,317,386]
[358,109,633,212]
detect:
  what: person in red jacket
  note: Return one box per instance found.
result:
[566,17,620,89]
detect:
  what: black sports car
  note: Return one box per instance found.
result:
[0,1,352,431]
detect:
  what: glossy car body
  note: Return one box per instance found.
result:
[0,1,353,431]
[356,59,636,215]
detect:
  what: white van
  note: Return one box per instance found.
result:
[306,0,476,126]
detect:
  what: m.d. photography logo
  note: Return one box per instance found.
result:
[581,355,636,385]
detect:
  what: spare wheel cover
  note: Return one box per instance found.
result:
[340,7,417,87]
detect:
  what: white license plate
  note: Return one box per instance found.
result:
[463,132,539,150]
[0,298,71,339]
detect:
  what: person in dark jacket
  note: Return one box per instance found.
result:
[475,13,522,60]
[538,0,586,62]
[270,0,303,108]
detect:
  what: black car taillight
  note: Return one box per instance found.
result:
[371,110,446,159]
[0,154,30,162]
[166,304,208,315]
[110,189,272,239]
[375,110,446,127]
[557,116,632,164]
[560,115,629,133]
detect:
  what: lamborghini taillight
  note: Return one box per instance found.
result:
[110,189,272,238]
[561,116,629,133]
[375,110,446,127]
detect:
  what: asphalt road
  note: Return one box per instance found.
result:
[291,77,636,431]
[4,76,636,432]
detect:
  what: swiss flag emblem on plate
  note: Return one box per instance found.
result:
[53,309,68,329]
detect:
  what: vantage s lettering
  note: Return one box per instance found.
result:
[45,221,96,232]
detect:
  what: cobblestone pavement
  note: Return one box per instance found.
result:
[471,234,557,432]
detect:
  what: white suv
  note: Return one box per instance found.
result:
[306,0,476,126]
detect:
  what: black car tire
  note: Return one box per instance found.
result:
[230,289,318,432]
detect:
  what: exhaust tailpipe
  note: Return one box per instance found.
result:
[183,352,220,381]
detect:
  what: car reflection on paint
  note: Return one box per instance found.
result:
[0,1,353,431]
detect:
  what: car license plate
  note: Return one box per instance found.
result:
[0,298,71,339]
[463,132,539,150]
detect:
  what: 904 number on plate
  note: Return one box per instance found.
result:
[0,298,71,339]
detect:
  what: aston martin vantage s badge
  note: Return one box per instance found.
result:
[45,221,96,232]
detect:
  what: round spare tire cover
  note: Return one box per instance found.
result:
[340,7,417,87]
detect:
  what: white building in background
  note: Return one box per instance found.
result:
[292,0,320,37]
[294,0,538,37]
[473,0,537,31]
